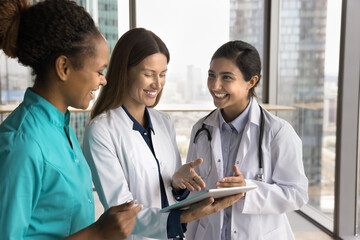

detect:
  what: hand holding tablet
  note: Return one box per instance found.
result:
[161,185,257,213]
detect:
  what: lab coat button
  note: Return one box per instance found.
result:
[236,161,239,164]
[218,159,221,163]
[233,230,237,234]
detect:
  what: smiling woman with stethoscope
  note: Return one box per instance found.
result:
[181,40,309,240]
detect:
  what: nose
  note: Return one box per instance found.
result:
[209,76,221,90]
[152,75,163,89]
[100,75,107,86]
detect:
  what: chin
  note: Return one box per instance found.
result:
[75,102,90,110]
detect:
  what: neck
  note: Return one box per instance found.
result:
[221,98,250,123]
[32,81,67,114]
[123,102,146,127]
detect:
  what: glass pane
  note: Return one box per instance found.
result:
[230,0,265,102]
[137,0,265,160]
[137,0,230,107]
[277,0,341,222]
[0,52,30,105]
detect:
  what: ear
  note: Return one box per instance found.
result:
[55,55,71,81]
[248,75,259,89]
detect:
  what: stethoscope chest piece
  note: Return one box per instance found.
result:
[257,168,265,182]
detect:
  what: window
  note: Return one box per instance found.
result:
[277,0,341,230]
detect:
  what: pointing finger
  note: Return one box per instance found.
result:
[233,165,242,176]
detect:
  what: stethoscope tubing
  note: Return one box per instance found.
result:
[193,104,265,181]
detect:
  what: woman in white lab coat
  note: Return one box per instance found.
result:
[182,40,309,240]
[83,28,242,240]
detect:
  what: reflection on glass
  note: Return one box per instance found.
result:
[277,0,341,221]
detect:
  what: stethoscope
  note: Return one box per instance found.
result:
[193,104,265,182]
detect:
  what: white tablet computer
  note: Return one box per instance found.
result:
[160,185,257,213]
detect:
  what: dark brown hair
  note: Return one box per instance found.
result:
[91,28,170,120]
[0,0,100,82]
[211,40,261,98]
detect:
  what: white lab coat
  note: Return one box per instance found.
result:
[185,98,309,240]
[83,107,182,240]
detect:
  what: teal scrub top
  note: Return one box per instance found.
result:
[0,88,95,239]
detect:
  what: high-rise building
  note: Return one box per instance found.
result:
[278,0,327,190]
[229,0,328,212]
[229,0,265,101]
[75,0,119,54]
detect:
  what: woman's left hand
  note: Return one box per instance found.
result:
[216,165,246,188]
[172,158,206,191]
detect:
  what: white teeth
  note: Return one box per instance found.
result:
[145,91,156,96]
[214,93,226,98]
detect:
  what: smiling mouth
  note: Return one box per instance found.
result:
[90,88,99,98]
[145,90,157,96]
[214,93,227,98]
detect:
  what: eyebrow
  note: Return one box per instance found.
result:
[141,68,168,72]
[208,70,235,75]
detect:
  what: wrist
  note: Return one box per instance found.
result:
[180,210,192,223]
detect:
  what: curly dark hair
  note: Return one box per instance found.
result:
[0,0,100,81]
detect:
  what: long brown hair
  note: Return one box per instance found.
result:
[91,28,170,120]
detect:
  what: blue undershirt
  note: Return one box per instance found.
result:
[218,98,252,240]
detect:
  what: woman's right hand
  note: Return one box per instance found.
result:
[93,201,142,239]
[179,194,243,223]
[172,158,206,191]
[63,201,142,240]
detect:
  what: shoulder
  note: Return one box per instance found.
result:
[0,127,43,170]
[148,108,174,130]
[87,108,128,131]
[193,109,218,129]
[148,108,171,122]
[262,109,300,142]
[85,111,115,138]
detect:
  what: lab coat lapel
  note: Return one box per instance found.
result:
[149,117,163,168]
[237,99,262,168]
[238,124,251,165]
[204,109,224,180]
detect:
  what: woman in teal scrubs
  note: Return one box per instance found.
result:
[0,0,141,239]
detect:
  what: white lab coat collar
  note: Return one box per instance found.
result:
[203,97,262,129]
[248,97,262,127]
